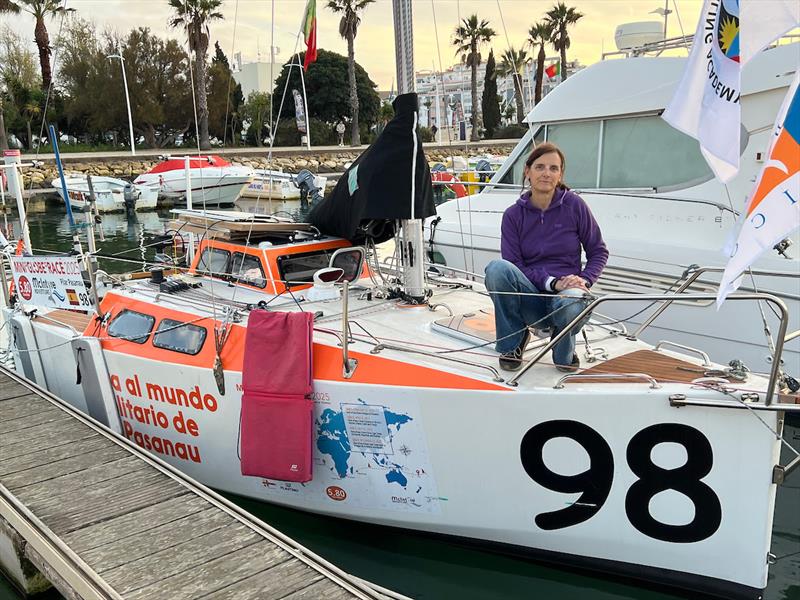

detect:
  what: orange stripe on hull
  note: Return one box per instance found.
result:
[93,293,505,391]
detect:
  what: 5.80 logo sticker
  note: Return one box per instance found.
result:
[326,486,347,501]
[17,275,32,300]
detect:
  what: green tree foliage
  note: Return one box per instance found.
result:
[498,46,529,125]
[5,1,74,91]
[0,25,40,89]
[0,23,40,149]
[528,21,553,104]
[207,41,244,145]
[242,91,271,147]
[57,24,192,148]
[271,49,379,144]
[168,0,224,150]
[544,2,583,80]
[327,0,375,146]
[481,49,500,138]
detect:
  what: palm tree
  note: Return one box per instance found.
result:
[452,14,495,141]
[168,0,224,151]
[4,1,73,91]
[528,21,553,104]
[327,0,374,146]
[544,2,583,81]
[497,47,529,125]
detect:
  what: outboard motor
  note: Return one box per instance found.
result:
[475,158,493,186]
[294,169,324,217]
[123,183,138,214]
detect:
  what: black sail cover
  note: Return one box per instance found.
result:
[309,93,435,244]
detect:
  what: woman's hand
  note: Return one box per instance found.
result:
[555,275,589,292]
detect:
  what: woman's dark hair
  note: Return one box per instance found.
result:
[523,142,569,191]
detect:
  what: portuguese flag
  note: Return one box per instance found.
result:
[545,62,560,79]
[302,0,317,71]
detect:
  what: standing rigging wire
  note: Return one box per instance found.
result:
[495,0,529,121]
[455,0,477,277]
[19,0,72,245]
[225,14,307,311]
[671,0,690,54]
[222,0,241,147]
[430,0,470,276]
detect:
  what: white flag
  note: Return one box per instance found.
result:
[717,71,800,306]
[663,0,743,183]
[739,0,800,65]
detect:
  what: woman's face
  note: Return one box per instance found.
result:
[525,152,562,195]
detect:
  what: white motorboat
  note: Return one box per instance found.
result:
[241,169,328,201]
[134,155,253,207]
[51,175,159,213]
[428,41,800,374]
[4,94,799,600]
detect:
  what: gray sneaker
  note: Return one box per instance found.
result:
[499,329,531,371]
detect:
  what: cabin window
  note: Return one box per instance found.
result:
[600,116,712,188]
[107,309,155,344]
[277,250,337,287]
[196,248,230,277]
[152,319,207,355]
[545,121,601,189]
[230,252,267,288]
[498,127,544,186]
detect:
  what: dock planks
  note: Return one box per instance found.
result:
[0,366,394,600]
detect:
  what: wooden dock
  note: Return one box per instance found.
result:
[0,365,403,600]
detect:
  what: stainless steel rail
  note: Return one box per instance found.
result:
[507,292,790,406]
[632,266,798,339]
[554,373,660,389]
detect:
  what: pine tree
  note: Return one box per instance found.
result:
[481,49,500,138]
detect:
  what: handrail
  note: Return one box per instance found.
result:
[507,291,789,406]
[341,280,357,378]
[654,341,711,367]
[632,266,799,339]
[785,329,800,344]
[554,373,660,389]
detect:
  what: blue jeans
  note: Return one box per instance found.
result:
[485,259,591,366]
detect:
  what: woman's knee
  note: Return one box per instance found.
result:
[485,259,514,290]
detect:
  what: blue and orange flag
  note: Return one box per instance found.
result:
[302,0,317,71]
[717,71,800,305]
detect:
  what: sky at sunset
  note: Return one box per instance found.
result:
[2,0,706,89]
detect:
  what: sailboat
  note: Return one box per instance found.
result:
[4,94,798,600]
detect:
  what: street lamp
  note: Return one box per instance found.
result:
[107,53,135,156]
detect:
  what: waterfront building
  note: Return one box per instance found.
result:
[415,57,581,139]
[392,0,415,94]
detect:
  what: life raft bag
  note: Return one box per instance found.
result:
[240,310,314,482]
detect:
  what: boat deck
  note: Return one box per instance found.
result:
[0,365,399,600]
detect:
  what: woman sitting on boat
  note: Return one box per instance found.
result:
[485,143,608,372]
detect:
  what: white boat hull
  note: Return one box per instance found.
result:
[52,176,159,212]
[241,170,328,200]
[135,167,252,207]
[8,307,784,600]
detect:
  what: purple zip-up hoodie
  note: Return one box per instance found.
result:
[500,188,608,291]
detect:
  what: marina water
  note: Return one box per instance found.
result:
[1,206,797,600]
